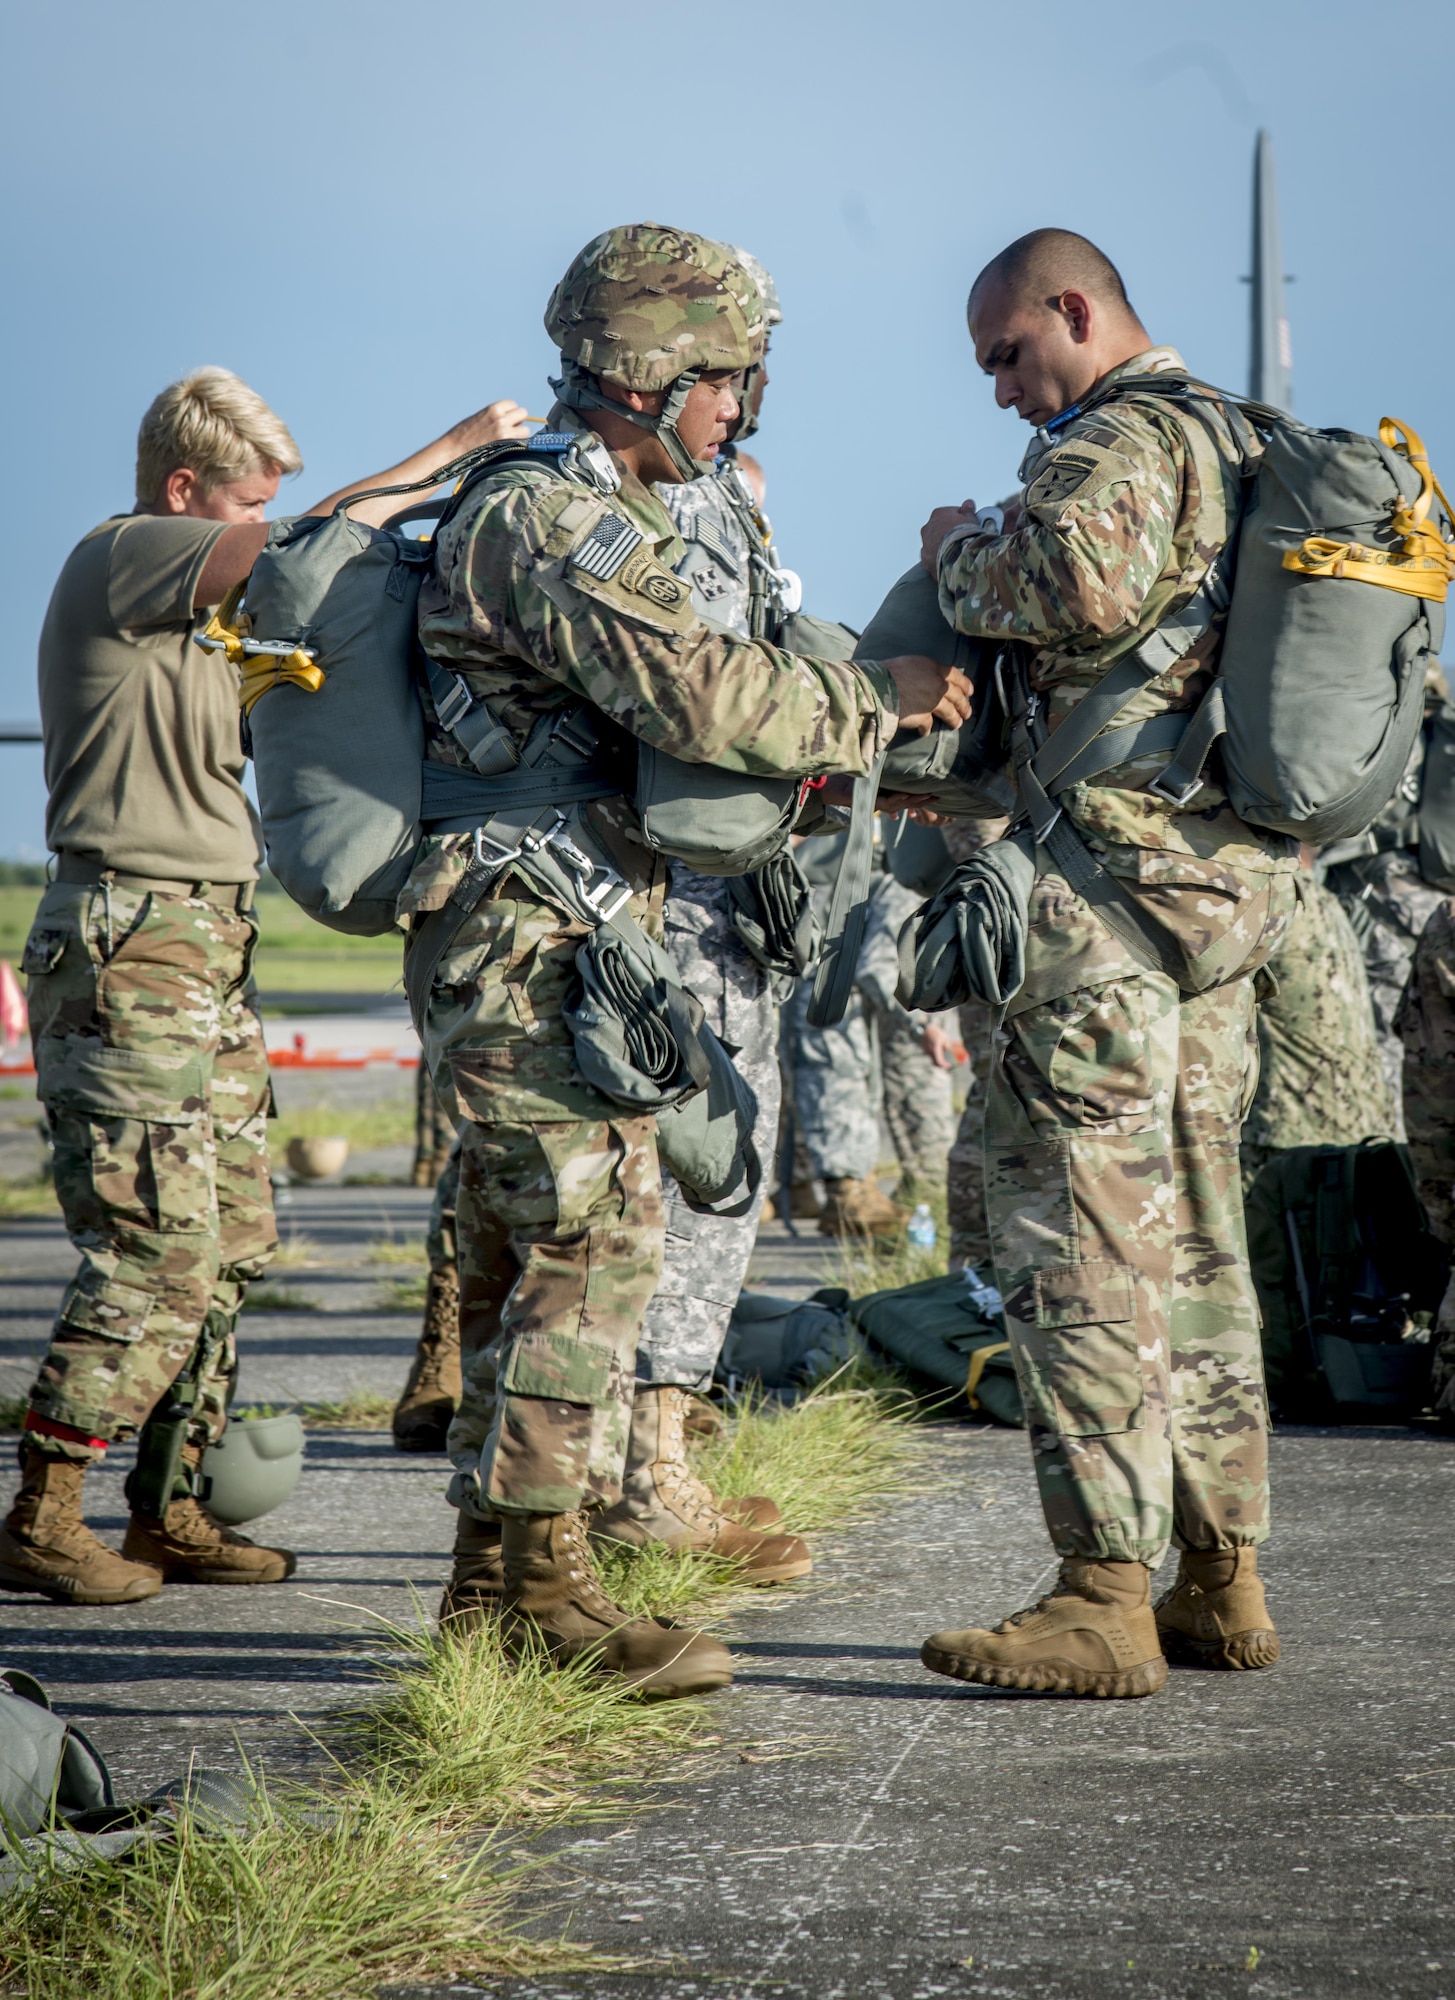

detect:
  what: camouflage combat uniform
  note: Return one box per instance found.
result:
[939,347,1298,1567]
[22,883,274,1459]
[412,267,895,1515]
[17,510,276,1469]
[1395,895,1455,1416]
[942,815,1007,1271]
[1323,729,1445,1133]
[787,843,956,1193]
[1240,872,1396,1190]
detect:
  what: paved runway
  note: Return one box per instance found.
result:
[0,1189,1450,2000]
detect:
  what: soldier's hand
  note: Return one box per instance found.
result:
[920,501,979,574]
[920,1021,967,1070]
[885,655,973,736]
[442,400,533,453]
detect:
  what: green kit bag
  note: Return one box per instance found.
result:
[1245,1139,1447,1420]
[849,1269,1024,1426]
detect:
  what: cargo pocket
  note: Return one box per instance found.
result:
[501,1327,616,1409]
[57,1270,156,1344]
[1033,1259,1145,1435]
[87,1115,213,1234]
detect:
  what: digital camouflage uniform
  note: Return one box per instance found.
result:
[1395,894,1455,1417]
[1240,872,1395,1190]
[21,880,275,1460]
[787,844,955,1192]
[941,814,1008,1271]
[412,232,896,1519]
[939,347,1298,1568]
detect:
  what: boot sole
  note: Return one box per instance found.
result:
[920,1639,1168,1699]
[1158,1626,1281,1671]
[0,1560,161,1606]
[736,1555,814,1585]
[124,1559,296,1585]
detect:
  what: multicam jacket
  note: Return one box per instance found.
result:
[938,346,1295,873]
[402,426,896,917]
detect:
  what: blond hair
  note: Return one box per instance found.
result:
[135,367,302,505]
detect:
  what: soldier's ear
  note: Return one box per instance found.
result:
[1057,290,1094,344]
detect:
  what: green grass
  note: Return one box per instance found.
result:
[242,1284,322,1314]
[233,1390,396,1430]
[270,1233,322,1269]
[0,1394,26,1431]
[376,1273,427,1312]
[0,1172,58,1220]
[269,1101,415,1173]
[0,1350,927,1994]
[367,1235,428,1266]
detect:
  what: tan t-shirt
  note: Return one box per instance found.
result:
[39,514,260,882]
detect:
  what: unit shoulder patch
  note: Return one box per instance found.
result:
[1025,441,1141,521]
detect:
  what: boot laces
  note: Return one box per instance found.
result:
[559,1514,629,1619]
[652,1393,732,1532]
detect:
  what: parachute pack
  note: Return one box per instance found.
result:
[897,389,1455,1009]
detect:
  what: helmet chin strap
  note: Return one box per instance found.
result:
[551,361,710,482]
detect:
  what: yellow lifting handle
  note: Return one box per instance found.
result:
[1281,415,1455,602]
[965,1341,1011,1411]
[196,583,326,715]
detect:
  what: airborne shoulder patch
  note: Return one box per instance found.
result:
[1025,441,1139,521]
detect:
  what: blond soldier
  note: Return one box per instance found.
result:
[0,370,529,1606]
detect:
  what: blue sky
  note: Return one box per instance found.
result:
[1,0,1448,857]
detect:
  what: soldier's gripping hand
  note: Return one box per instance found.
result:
[437,400,533,453]
[884,655,973,737]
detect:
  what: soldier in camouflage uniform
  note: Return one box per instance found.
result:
[914,230,1297,1699]
[411,223,965,1694]
[0,369,535,1607]
[787,832,961,1236]
[1322,672,1451,1130]
[1395,896,1455,1420]
[1240,868,1396,1190]
[437,248,806,1576]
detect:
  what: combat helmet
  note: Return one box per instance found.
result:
[725,245,781,443]
[545,222,765,480]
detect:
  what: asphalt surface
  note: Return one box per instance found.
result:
[0,1187,1450,2000]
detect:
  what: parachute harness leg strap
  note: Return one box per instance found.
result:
[806,751,886,1028]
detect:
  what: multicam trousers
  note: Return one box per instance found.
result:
[985,857,1295,1568]
[947,1000,994,1272]
[20,879,276,1464]
[418,883,666,1519]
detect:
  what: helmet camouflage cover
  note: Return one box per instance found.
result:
[545,222,766,391]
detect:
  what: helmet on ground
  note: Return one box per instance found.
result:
[545,222,766,480]
[198,1412,304,1524]
[724,245,781,442]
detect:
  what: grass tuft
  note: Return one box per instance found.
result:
[231,1389,395,1430]
[0,1172,59,1221]
[366,1235,428,1267]
[376,1274,427,1313]
[268,1102,414,1172]
[0,1782,597,2000]
[0,1393,26,1432]
[242,1284,323,1314]
[270,1233,322,1269]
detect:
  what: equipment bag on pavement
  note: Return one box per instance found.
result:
[1244,1139,1448,1420]
[849,1269,1024,1426]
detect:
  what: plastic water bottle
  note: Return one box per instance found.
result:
[908,1203,937,1250]
[962,1264,1003,1318]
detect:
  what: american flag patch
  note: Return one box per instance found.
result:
[569,511,643,581]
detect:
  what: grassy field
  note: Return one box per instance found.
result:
[0,884,399,1001]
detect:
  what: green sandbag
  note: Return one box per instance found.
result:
[849,1271,1024,1427]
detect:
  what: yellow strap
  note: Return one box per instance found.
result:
[965,1341,1011,1410]
[239,653,327,716]
[196,582,251,666]
[1280,414,1455,602]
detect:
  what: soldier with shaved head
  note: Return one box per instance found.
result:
[915,228,1299,1699]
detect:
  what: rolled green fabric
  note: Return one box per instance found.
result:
[897,830,1037,1011]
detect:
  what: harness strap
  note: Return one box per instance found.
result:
[806,752,886,1027]
[1044,713,1190,797]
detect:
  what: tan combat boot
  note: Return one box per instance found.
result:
[817,1175,904,1241]
[678,1394,781,1526]
[921,1558,1168,1699]
[438,1509,504,1633]
[0,1445,161,1605]
[122,1446,295,1584]
[391,1266,463,1454]
[590,1387,808,1582]
[501,1512,732,1699]
[1155,1546,1280,1670]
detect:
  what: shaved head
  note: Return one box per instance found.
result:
[970,228,1140,327]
